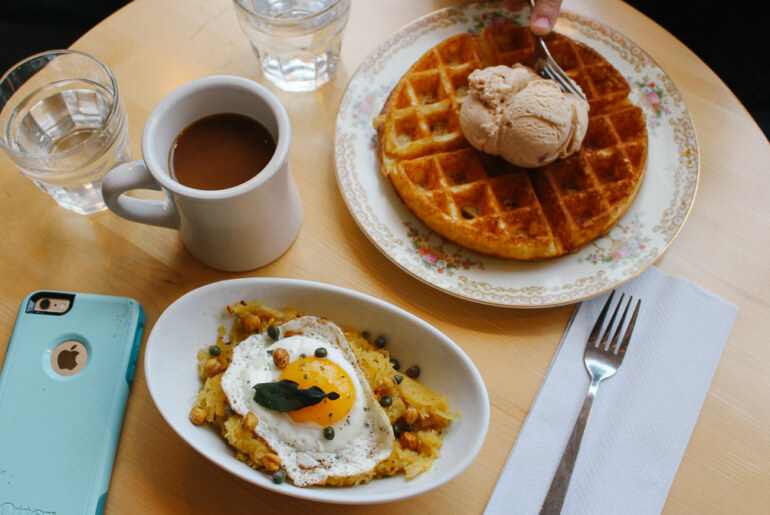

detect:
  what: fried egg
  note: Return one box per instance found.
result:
[221,316,395,486]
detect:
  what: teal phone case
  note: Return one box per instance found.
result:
[0,291,145,515]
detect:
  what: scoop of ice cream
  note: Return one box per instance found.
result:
[459,64,589,168]
[497,80,589,167]
[459,65,540,155]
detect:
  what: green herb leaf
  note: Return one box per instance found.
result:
[252,379,341,412]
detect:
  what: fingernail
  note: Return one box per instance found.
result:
[532,16,551,34]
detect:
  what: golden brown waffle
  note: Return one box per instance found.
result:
[374,24,648,260]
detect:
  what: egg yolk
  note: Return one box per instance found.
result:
[279,357,355,425]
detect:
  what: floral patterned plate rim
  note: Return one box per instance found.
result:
[333,2,698,308]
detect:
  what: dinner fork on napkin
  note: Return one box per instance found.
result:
[485,266,738,514]
[540,291,641,513]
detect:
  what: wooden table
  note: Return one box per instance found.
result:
[1,0,768,512]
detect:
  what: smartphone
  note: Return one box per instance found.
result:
[0,291,145,515]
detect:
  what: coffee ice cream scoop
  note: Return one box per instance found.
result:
[460,64,589,168]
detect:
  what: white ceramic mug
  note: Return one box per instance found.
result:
[101,76,302,272]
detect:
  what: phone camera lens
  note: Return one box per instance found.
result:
[39,299,51,310]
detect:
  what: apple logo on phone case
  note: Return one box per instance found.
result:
[51,340,88,376]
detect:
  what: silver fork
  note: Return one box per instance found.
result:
[540,291,641,514]
[527,0,587,102]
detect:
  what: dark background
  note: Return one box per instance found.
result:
[1,1,768,137]
[625,0,769,138]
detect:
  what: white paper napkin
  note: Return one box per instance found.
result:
[485,266,738,515]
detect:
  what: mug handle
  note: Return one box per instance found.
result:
[101,161,180,229]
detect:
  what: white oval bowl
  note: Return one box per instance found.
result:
[144,278,490,504]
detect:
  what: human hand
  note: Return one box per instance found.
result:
[504,0,563,36]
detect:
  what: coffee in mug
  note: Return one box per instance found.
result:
[101,76,302,272]
[169,113,276,191]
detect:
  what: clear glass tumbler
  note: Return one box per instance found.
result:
[0,50,130,214]
[233,0,351,92]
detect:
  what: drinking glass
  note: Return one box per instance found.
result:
[0,50,130,214]
[233,0,351,92]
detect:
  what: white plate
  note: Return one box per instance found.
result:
[333,2,698,308]
[144,278,489,504]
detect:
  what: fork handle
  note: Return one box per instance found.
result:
[540,376,601,514]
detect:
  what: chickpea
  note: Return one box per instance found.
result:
[242,412,258,432]
[242,314,261,333]
[399,431,418,451]
[404,405,419,426]
[189,406,207,425]
[262,453,281,472]
[204,358,223,377]
[272,348,290,369]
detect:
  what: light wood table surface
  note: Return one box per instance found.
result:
[1,0,768,513]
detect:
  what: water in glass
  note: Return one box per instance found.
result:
[234,0,351,92]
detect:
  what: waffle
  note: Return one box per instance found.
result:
[373,24,648,260]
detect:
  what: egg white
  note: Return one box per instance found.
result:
[221,316,394,486]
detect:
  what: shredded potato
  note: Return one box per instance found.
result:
[191,301,460,486]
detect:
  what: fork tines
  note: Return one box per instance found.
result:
[589,291,641,356]
[533,37,586,102]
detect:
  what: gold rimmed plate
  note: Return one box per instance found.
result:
[333,2,698,307]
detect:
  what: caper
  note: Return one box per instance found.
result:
[403,424,413,433]
[315,347,328,358]
[271,470,286,484]
[392,423,402,438]
[225,405,235,415]
[394,374,404,384]
[267,325,280,340]
[323,426,335,440]
[374,335,387,348]
[379,395,393,407]
[362,331,371,340]
[208,345,221,356]
[390,358,400,370]
[405,365,420,379]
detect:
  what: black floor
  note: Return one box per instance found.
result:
[1,1,768,138]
